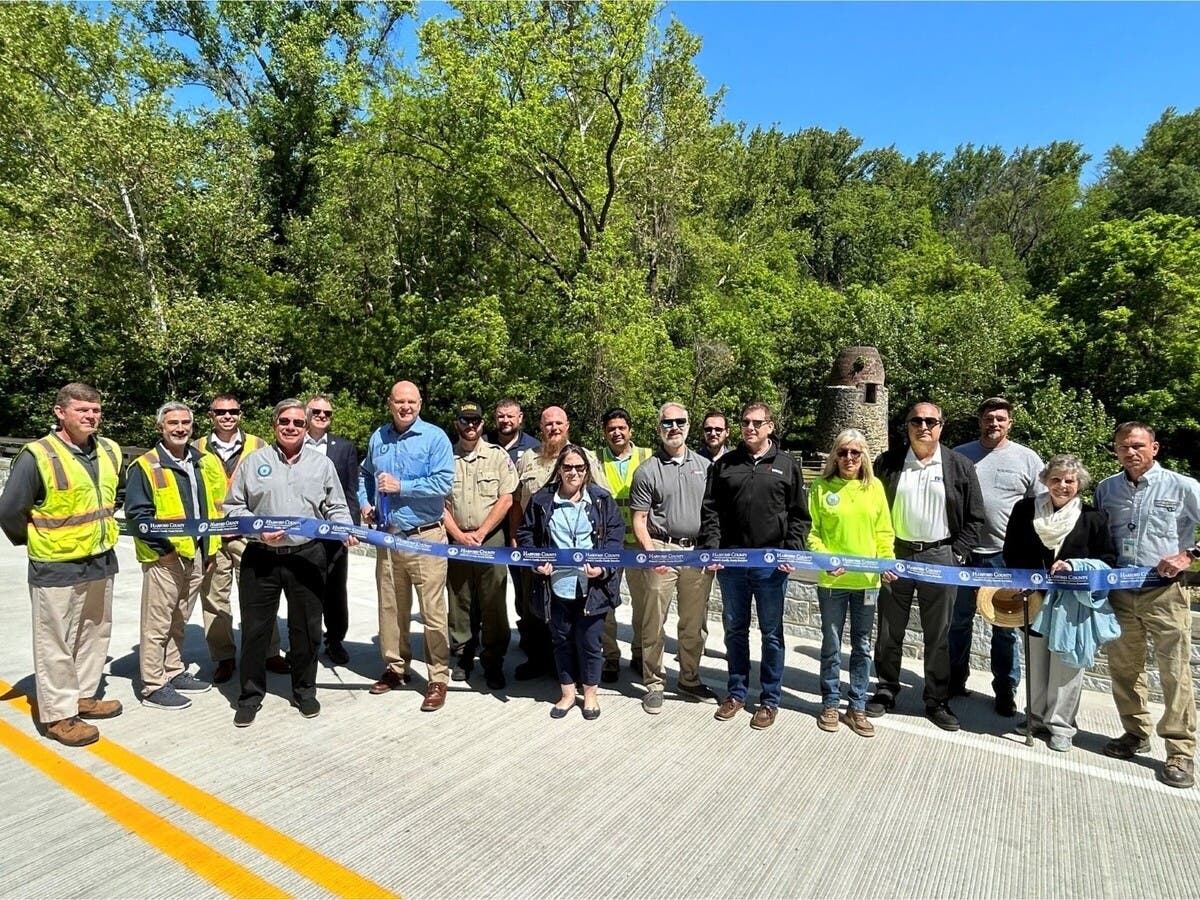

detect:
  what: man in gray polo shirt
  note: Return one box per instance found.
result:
[950,397,1043,715]
[629,402,717,714]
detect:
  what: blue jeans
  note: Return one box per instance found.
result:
[948,551,1020,695]
[817,587,877,710]
[718,567,788,708]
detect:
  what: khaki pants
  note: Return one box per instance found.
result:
[1107,585,1196,758]
[641,541,714,692]
[201,536,278,662]
[30,577,114,724]
[377,524,450,684]
[140,554,204,696]
[603,566,649,663]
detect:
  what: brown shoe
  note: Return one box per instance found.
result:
[818,706,840,732]
[45,717,99,747]
[420,682,447,712]
[264,654,291,675]
[842,708,876,738]
[714,697,745,721]
[369,669,408,694]
[77,697,123,720]
[750,705,778,730]
[1162,755,1196,789]
[212,659,236,684]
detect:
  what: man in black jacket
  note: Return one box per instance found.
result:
[698,401,810,731]
[305,395,360,665]
[868,401,985,732]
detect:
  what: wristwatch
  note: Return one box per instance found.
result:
[1187,545,1200,561]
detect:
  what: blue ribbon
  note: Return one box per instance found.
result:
[132,516,1169,591]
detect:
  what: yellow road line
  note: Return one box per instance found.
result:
[0,716,286,899]
[0,683,398,899]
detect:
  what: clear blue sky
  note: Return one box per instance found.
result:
[664,1,1200,180]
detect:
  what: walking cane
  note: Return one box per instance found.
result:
[1020,589,1034,747]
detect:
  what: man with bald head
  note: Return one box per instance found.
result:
[359,381,455,711]
[508,405,608,679]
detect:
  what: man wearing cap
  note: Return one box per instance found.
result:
[597,407,655,683]
[950,397,1044,715]
[360,380,455,711]
[304,395,360,666]
[697,411,729,462]
[195,394,286,683]
[868,401,986,732]
[444,401,518,690]
[1095,421,1200,789]
[630,402,717,714]
[0,382,123,746]
[489,398,540,465]
[509,406,608,679]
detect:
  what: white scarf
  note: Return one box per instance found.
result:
[1032,495,1081,556]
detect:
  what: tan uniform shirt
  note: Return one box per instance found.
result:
[447,440,517,532]
[514,446,609,511]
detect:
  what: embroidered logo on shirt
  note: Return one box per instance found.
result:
[257,464,271,476]
[825,493,841,506]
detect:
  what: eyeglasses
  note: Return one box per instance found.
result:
[560,463,587,473]
[835,448,863,459]
[211,408,241,417]
[908,417,941,429]
[276,417,307,428]
[660,418,687,429]
[703,426,725,434]
[740,418,770,429]
[309,409,332,419]
[457,417,483,426]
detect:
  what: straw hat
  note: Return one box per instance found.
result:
[977,587,1043,628]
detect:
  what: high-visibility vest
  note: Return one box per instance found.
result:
[600,445,653,546]
[194,432,265,489]
[22,433,121,563]
[130,448,228,563]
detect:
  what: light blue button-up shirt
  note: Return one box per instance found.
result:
[1094,463,1200,567]
[358,417,454,532]
[549,491,594,600]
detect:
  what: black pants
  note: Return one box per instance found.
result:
[548,596,606,687]
[514,567,554,671]
[322,542,349,644]
[238,541,325,709]
[873,544,955,706]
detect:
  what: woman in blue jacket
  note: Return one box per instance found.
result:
[518,444,625,720]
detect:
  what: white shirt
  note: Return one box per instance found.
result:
[891,445,951,543]
[207,431,244,464]
[305,432,329,456]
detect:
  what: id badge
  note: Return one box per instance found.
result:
[1121,537,1137,563]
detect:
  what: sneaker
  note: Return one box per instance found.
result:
[818,706,840,732]
[233,706,259,727]
[676,682,719,703]
[714,698,745,721]
[451,663,472,682]
[842,709,876,738]
[1161,755,1195,789]
[142,684,192,710]
[325,640,350,666]
[925,703,961,732]
[601,659,619,684]
[1048,735,1072,753]
[295,697,320,719]
[865,691,894,718]
[1103,732,1151,760]
[77,697,123,719]
[642,691,664,715]
[45,716,99,747]
[170,672,211,694]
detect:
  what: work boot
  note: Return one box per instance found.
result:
[77,697,123,719]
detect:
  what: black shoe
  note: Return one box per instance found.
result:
[1104,732,1151,760]
[601,659,619,684]
[514,661,544,681]
[233,706,259,728]
[926,703,961,732]
[994,692,1016,717]
[485,670,507,691]
[677,682,719,703]
[295,697,320,718]
[949,681,973,698]
[865,692,894,718]
[629,654,643,674]
[325,640,349,666]
[451,663,472,682]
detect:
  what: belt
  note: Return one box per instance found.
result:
[895,537,952,553]
[651,533,696,549]
[258,541,311,555]
[385,521,443,538]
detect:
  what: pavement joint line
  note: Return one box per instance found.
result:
[0,680,401,900]
[0,713,287,899]
[875,712,1200,801]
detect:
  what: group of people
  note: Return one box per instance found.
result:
[1,383,1197,791]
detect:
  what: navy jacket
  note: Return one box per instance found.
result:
[874,443,985,562]
[517,483,625,619]
[322,434,361,525]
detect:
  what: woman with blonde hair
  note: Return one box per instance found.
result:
[807,429,896,737]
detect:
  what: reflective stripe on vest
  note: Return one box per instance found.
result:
[131,449,228,563]
[23,434,120,562]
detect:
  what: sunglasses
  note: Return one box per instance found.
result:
[457,417,483,426]
[309,409,332,419]
[740,418,770,429]
[660,418,688,429]
[560,463,587,473]
[703,426,725,434]
[276,417,307,428]
[908,417,941,429]
[836,448,863,459]
[211,408,241,417]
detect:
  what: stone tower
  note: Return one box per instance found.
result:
[815,346,889,456]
